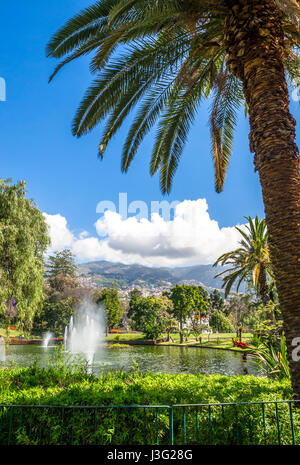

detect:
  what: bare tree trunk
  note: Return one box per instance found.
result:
[225,0,300,397]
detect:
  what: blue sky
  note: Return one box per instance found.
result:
[0,1,299,266]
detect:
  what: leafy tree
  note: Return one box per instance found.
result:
[127,288,143,326]
[34,298,74,334]
[159,295,175,341]
[45,249,77,281]
[194,286,210,320]
[0,179,50,331]
[191,320,208,342]
[35,249,89,334]
[214,217,272,305]
[168,285,209,343]
[209,310,234,334]
[48,0,300,396]
[95,287,121,333]
[128,295,173,340]
[225,294,257,334]
[210,289,225,311]
[34,286,92,334]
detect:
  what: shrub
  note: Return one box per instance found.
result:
[209,311,233,333]
[0,353,296,445]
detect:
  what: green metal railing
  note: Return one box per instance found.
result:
[0,400,299,445]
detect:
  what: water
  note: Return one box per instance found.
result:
[42,331,53,348]
[0,338,5,363]
[64,300,105,365]
[0,344,264,377]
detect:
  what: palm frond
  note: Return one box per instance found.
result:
[48,0,300,197]
[122,80,175,172]
[46,0,117,58]
[214,216,271,297]
[210,72,243,193]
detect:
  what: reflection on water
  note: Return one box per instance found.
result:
[0,344,264,377]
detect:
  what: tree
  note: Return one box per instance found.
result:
[214,217,272,305]
[0,179,50,331]
[48,1,300,395]
[209,289,225,313]
[36,249,89,334]
[209,310,234,334]
[34,298,74,334]
[168,285,209,343]
[127,295,173,340]
[45,249,77,281]
[95,287,121,333]
[225,293,259,340]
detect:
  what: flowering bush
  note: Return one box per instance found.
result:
[232,338,249,349]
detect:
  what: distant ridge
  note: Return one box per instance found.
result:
[77,260,239,293]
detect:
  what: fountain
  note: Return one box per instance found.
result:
[64,300,105,365]
[42,331,53,348]
[0,336,5,363]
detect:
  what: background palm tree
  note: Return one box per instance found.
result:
[47,1,300,397]
[214,216,272,305]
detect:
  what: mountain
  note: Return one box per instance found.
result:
[77,260,232,292]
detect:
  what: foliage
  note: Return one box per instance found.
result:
[214,217,273,303]
[246,333,290,381]
[47,0,300,195]
[0,359,296,445]
[34,298,75,334]
[128,295,173,340]
[34,249,90,334]
[95,286,121,330]
[225,294,258,332]
[45,249,77,281]
[168,285,209,342]
[209,310,234,333]
[209,289,225,313]
[0,179,50,331]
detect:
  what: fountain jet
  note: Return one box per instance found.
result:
[42,331,53,348]
[0,337,5,363]
[64,300,105,365]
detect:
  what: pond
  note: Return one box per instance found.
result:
[0,344,264,377]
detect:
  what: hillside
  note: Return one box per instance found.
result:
[77,260,234,292]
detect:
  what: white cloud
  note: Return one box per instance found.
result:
[43,199,243,267]
[43,213,74,251]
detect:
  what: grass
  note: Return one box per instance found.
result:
[105,332,145,342]
[105,332,252,351]
[0,328,24,338]
[0,327,252,352]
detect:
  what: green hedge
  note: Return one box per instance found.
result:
[0,361,297,445]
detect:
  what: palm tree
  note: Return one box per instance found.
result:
[47,1,300,396]
[214,216,272,304]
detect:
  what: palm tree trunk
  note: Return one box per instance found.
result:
[258,264,270,306]
[225,0,300,397]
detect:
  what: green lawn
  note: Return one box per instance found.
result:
[0,328,24,338]
[0,328,253,352]
[105,332,146,342]
[105,331,253,351]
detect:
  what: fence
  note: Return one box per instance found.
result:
[0,400,299,445]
